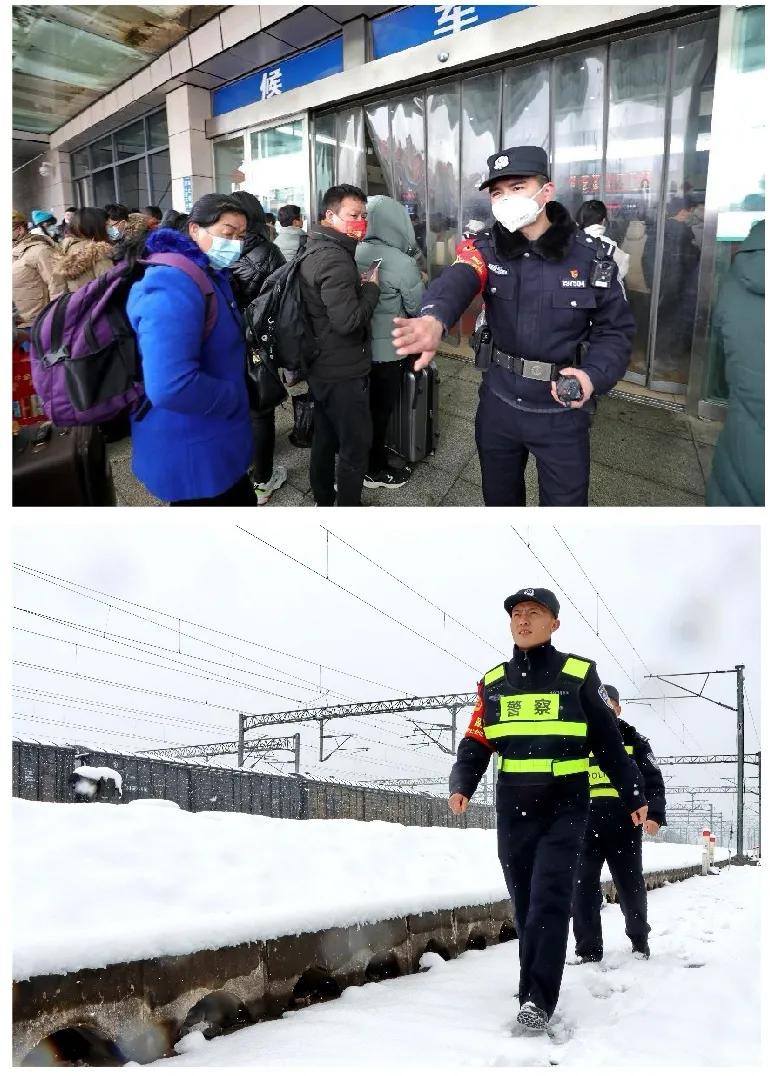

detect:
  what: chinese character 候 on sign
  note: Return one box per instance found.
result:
[260,68,283,100]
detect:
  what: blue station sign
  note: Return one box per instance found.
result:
[371,5,532,61]
[213,36,344,117]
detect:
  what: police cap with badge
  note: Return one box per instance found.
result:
[504,588,560,618]
[478,146,550,191]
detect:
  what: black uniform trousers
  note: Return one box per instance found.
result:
[497,800,588,1019]
[307,374,372,506]
[572,802,650,958]
[475,386,592,507]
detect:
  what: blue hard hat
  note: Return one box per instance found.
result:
[31,209,56,227]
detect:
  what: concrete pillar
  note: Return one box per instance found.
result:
[166,85,214,212]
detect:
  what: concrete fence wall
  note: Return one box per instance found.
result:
[12,740,494,829]
[12,859,730,1066]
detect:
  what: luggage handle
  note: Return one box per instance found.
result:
[408,358,427,411]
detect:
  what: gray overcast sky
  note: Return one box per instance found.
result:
[11,518,760,830]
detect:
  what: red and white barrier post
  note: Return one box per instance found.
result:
[709,834,716,865]
[701,829,711,876]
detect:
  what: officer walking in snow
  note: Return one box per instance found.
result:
[392,146,635,507]
[571,684,666,962]
[448,589,648,1033]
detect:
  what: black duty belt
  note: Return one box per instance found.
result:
[492,348,567,381]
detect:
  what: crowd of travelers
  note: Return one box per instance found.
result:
[12,186,430,507]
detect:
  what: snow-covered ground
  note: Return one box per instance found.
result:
[13,798,726,981]
[153,864,760,1068]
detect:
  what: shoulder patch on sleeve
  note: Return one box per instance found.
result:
[453,238,488,290]
[597,683,615,711]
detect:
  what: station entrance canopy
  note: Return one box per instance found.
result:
[12,5,226,135]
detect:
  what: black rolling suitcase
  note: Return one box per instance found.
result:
[13,424,117,506]
[386,361,440,464]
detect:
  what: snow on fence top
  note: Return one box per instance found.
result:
[12,798,725,982]
[71,765,123,792]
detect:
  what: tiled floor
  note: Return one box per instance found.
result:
[109,353,721,508]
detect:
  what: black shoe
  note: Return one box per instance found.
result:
[363,467,409,489]
[570,952,603,965]
[631,939,650,959]
[516,1001,549,1032]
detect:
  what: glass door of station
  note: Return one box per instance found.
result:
[312,15,726,400]
[213,116,310,227]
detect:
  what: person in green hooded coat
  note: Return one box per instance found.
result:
[706,219,765,507]
[355,195,425,489]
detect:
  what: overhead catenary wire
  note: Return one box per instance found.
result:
[13,625,361,710]
[511,527,689,748]
[12,712,176,745]
[320,525,501,652]
[12,685,234,737]
[551,528,708,754]
[14,563,412,696]
[511,528,638,686]
[14,608,312,701]
[235,525,485,674]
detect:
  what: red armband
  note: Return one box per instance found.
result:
[453,238,488,291]
[464,685,493,749]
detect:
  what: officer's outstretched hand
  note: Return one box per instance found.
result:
[630,804,649,827]
[643,819,660,836]
[448,793,469,815]
[551,367,594,408]
[392,315,443,371]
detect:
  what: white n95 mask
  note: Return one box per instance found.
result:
[491,185,546,233]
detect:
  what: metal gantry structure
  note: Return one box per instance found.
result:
[142,735,301,774]
[635,665,755,856]
[238,693,477,765]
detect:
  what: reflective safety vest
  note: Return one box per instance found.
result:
[588,743,634,798]
[481,655,592,784]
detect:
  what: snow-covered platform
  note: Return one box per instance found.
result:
[13,799,736,1066]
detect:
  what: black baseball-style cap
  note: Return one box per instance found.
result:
[478,145,550,192]
[504,588,560,619]
[604,685,620,705]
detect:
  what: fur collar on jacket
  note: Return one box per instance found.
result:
[491,200,576,262]
[143,227,211,272]
[12,232,56,258]
[54,237,113,279]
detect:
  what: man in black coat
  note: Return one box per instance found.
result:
[571,684,666,963]
[449,588,647,1032]
[299,184,381,507]
[392,146,635,507]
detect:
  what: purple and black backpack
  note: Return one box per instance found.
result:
[29,254,217,426]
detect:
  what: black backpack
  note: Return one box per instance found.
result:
[244,250,318,374]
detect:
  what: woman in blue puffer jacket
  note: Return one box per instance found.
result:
[127,193,255,505]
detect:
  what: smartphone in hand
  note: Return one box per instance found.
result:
[364,258,383,283]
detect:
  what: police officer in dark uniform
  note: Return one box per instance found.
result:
[392,146,635,507]
[572,684,667,963]
[448,589,648,1033]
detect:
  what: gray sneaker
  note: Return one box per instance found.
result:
[516,1001,549,1032]
[253,465,288,505]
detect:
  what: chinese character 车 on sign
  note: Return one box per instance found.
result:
[433,5,479,37]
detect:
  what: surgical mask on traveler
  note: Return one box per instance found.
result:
[332,214,367,241]
[199,228,243,270]
[107,225,121,241]
[491,184,546,233]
